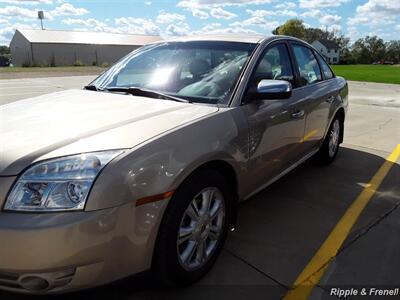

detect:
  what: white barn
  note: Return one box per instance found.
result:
[10,29,162,67]
[311,40,340,64]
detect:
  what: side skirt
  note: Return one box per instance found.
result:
[243,148,319,201]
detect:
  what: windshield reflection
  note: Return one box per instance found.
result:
[90,41,256,104]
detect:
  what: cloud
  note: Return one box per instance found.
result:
[0,0,52,5]
[230,16,279,32]
[210,7,237,19]
[51,3,89,16]
[246,9,273,18]
[115,17,160,35]
[299,0,348,9]
[301,9,323,18]
[301,9,341,30]
[165,22,190,36]
[0,3,88,22]
[179,0,272,7]
[319,14,341,26]
[156,11,186,24]
[177,0,270,19]
[275,2,296,9]
[63,17,162,36]
[61,18,109,32]
[194,25,260,35]
[0,21,39,44]
[247,8,297,18]
[0,5,38,20]
[191,9,209,19]
[356,0,400,16]
[347,0,400,28]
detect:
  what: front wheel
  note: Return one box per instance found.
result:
[153,169,232,286]
[315,115,343,164]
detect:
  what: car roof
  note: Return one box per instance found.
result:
[161,34,305,45]
[164,34,267,44]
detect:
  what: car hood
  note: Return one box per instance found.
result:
[0,89,219,176]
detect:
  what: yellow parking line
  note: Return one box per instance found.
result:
[284,144,400,300]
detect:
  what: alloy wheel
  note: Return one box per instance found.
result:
[328,119,340,158]
[177,187,225,271]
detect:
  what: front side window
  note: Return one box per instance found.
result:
[91,41,256,104]
[252,43,294,86]
[292,44,322,86]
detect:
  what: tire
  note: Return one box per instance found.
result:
[152,169,232,286]
[315,114,343,165]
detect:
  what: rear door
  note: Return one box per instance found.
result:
[289,42,333,151]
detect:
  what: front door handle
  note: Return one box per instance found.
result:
[326,96,335,103]
[291,110,305,119]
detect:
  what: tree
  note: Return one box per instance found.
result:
[303,28,335,44]
[365,36,386,62]
[0,46,10,55]
[352,38,371,64]
[351,36,386,64]
[272,19,400,65]
[385,40,400,63]
[273,19,306,39]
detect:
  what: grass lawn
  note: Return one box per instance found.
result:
[331,64,400,84]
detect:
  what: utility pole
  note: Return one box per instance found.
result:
[38,11,44,30]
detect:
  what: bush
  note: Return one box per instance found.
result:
[73,59,85,66]
[100,62,110,68]
[31,62,48,67]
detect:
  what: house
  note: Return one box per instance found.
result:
[311,40,340,64]
[10,29,162,67]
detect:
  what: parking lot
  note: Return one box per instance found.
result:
[0,76,399,299]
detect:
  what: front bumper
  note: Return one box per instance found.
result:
[0,199,168,294]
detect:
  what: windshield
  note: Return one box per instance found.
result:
[90,41,257,104]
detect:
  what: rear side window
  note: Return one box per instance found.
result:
[292,44,322,86]
[315,52,334,80]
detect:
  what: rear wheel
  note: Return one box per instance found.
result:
[315,114,343,164]
[153,169,232,285]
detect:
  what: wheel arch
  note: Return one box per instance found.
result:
[176,160,240,225]
[335,107,345,143]
[323,106,345,144]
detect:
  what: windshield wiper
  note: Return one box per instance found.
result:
[83,84,103,91]
[105,87,189,103]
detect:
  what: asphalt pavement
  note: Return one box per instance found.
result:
[0,76,399,300]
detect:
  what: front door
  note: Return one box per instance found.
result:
[241,42,306,194]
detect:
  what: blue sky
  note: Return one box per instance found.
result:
[0,0,399,45]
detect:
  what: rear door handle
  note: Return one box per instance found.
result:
[291,110,305,119]
[326,96,335,103]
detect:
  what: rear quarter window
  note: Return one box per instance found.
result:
[315,52,334,80]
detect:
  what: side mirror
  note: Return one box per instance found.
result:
[251,79,292,100]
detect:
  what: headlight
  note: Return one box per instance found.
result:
[5,150,123,212]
